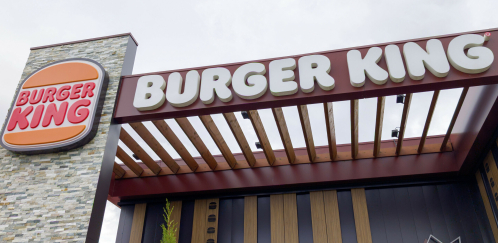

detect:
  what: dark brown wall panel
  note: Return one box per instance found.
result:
[296,193,313,243]
[257,196,271,243]
[337,190,358,243]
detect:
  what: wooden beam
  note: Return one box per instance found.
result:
[310,191,327,243]
[441,87,469,151]
[244,196,258,243]
[175,117,218,170]
[170,201,182,243]
[152,120,199,172]
[270,194,284,243]
[113,162,126,179]
[323,190,342,243]
[272,108,296,164]
[351,189,373,243]
[119,128,162,175]
[129,122,180,174]
[324,102,337,161]
[298,105,316,162]
[223,113,257,167]
[116,145,143,177]
[199,115,237,169]
[373,97,385,157]
[191,199,208,243]
[351,99,359,159]
[129,203,147,243]
[418,90,440,154]
[395,93,412,155]
[248,110,276,165]
[283,194,299,243]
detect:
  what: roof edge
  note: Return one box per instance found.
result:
[30,33,138,50]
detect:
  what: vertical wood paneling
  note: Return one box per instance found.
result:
[191,199,208,243]
[171,201,183,243]
[283,193,299,243]
[483,152,498,209]
[337,190,358,243]
[258,196,271,243]
[310,191,327,243]
[206,198,220,243]
[323,190,342,243]
[244,196,258,243]
[296,193,313,243]
[141,203,163,243]
[129,203,147,243]
[470,176,497,243]
[351,188,372,243]
[476,171,498,242]
[270,194,284,243]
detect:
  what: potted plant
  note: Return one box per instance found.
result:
[160,199,178,243]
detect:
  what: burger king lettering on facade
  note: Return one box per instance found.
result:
[131,33,494,111]
[1,59,108,154]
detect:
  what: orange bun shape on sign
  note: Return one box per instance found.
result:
[4,125,86,145]
[22,62,99,88]
[1,59,107,154]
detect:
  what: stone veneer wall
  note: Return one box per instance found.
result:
[0,35,135,242]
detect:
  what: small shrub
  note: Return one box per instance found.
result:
[160,199,178,243]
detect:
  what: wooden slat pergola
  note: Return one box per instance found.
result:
[112,91,460,180]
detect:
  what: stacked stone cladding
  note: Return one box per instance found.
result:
[0,36,132,242]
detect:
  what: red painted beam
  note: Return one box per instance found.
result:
[110,148,459,199]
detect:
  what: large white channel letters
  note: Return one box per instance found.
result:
[200,67,233,104]
[166,70,201,107]
[132,33,495,111]
[269,58,298,96]
[232,63,267,100]
[298,55,335,93]
[447,34,494,74]
[133,75,166,111]
[403,39,450,80]
[347,47,389,87]
[384,44,406,82]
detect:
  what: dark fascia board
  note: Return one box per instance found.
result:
[30,33,138,50]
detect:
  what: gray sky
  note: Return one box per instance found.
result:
[1,0,498,242]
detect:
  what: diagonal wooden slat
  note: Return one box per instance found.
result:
[351,99,359,159]
[129,122,180,174]
[272,107,296,164]
[223,113,257,167]
[175,117,218,170]
[119,128,162,175]
[324,102,337,161]
[418,90,440,154]
[199,115,237,169]
[373,97,385,157]
[441,87,469,151]
[298,105,316,162]
[116,145,143,177]
[248,110,276,165]
[396,93,413,155]
[152,120,199,172]
[113,162,126,179]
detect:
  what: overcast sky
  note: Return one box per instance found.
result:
[2,0,498,242]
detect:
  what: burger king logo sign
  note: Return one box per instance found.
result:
[1,58,108,154]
